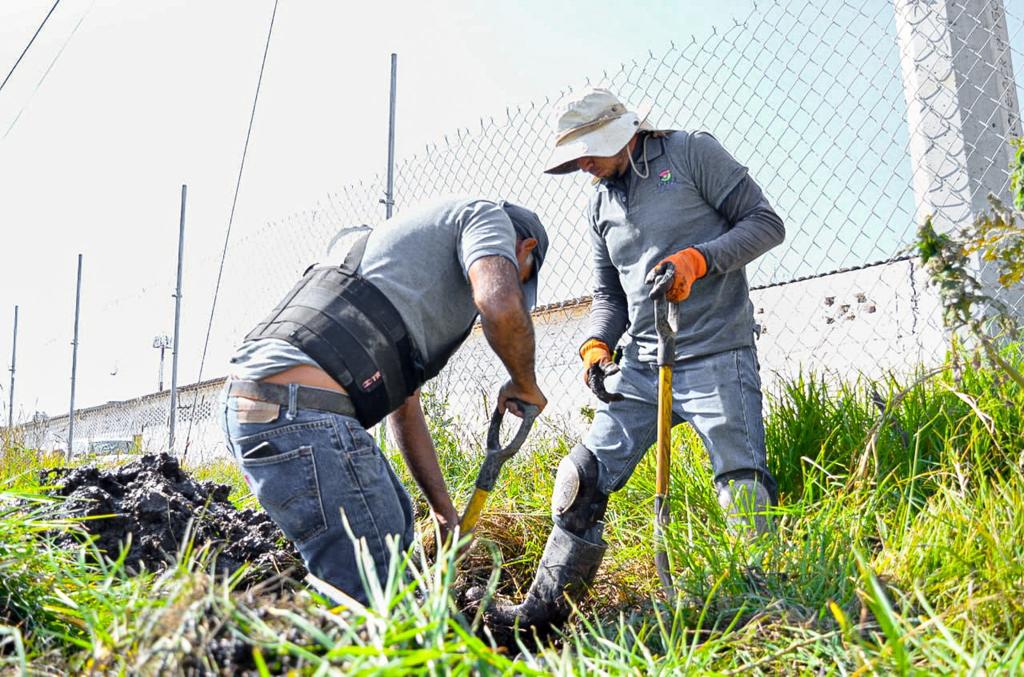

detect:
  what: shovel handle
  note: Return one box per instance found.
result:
[650,263,678,599]
[475,400,539,491]
[458,399,540,534]
[459,488,490,534]
[649,263,679,366]
[647,261,676,304]
[485,399,540,461]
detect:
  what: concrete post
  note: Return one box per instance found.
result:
[894,0,1023,313]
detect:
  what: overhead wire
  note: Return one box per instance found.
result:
[183,0,280,458]
[0,0,62,96]
[4,0,95,140]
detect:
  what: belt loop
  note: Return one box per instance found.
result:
[287,383,298,420]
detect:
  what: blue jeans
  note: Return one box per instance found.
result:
[220,390,415,605]
[585,346,776,497]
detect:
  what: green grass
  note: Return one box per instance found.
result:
[190,457,260,510]
[2,345,1024,673]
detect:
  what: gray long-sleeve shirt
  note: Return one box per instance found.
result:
[586,130,785,362]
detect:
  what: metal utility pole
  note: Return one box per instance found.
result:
[8,305,17,430]
[381,53,397,218]
[153,334,171,391]
[168,185,186,453]
[68,254,82,459]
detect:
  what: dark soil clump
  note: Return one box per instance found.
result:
[41,453,303,587]
[180,598,323,676]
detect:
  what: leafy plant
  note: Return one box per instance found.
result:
[914,138,1024,389]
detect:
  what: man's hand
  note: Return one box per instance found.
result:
[648,248,707,302]
[435,510,476,561]
[434,506,460,549]
[497,379,547,417]
[580,339,613,382]
[580,339,624,403]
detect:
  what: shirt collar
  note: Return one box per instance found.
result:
[598,132,666,189]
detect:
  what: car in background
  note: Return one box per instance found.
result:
[87,436,142,456]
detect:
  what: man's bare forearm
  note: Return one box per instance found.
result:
[480,306,537,388]
[469,256,538,388]
[387,391,457,524]
[467,255,546,414]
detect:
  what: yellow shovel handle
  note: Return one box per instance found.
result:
[459,487,490,533]
[656,365,673,499]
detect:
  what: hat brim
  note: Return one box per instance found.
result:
[544,105,651,175]
[523,276,538,310]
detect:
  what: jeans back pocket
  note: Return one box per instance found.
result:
[241,444,328,544]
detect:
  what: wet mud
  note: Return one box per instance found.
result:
[42,453,303,586]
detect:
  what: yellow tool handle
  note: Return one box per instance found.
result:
[459,487,490,533]
[656,365,673,499]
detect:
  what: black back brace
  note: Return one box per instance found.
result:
[244,227,449,429]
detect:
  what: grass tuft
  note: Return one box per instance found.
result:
[1,345,1023,672]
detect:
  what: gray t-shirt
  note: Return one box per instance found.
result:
[587,131,785,362]
[229,197,519,381]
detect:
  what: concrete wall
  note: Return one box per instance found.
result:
[14,258,947,462]
[19,378,230,464]
[431,258,947,446]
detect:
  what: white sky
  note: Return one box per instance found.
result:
[0,0,754,417]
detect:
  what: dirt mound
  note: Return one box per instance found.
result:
[42,453,304,586]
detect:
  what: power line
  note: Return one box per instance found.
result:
[4,0,94,140]
[184,0,280,457]
[0,0,62,96]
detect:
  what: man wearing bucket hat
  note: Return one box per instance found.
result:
[220,197,549,604]
[488,89,785,627]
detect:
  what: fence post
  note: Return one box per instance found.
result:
[383,53,397,219]
[7,305,17,431]
[169,185,186,454]
[68,254,83,459]
[894,0,1024,314]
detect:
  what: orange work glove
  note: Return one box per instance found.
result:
[579,339,613,383]
[579,339,624,403]
[649,248,707,302]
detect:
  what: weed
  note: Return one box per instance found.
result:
[1,349,1023,673]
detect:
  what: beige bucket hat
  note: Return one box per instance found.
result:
[544,88,652,175]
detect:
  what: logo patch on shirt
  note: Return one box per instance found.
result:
[362,371,382,390]
[656,168,679,192]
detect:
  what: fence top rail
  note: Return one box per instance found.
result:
[20,375,229,429]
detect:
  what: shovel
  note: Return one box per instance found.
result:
[458,398,540,535]
[648,262,680,599]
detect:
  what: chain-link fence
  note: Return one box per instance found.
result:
[10,0,1024,463]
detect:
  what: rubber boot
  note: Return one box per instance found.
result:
[486,523,607,629]
[717,478,774,536]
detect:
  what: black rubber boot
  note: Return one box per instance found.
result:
[485,524,607,629]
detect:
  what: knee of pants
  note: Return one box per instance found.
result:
[299,529,370,605]
[715,468,779,505]
[551,444,610,541]
[298,500,411,606]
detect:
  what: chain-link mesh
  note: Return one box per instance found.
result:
[10,0,1024,462]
